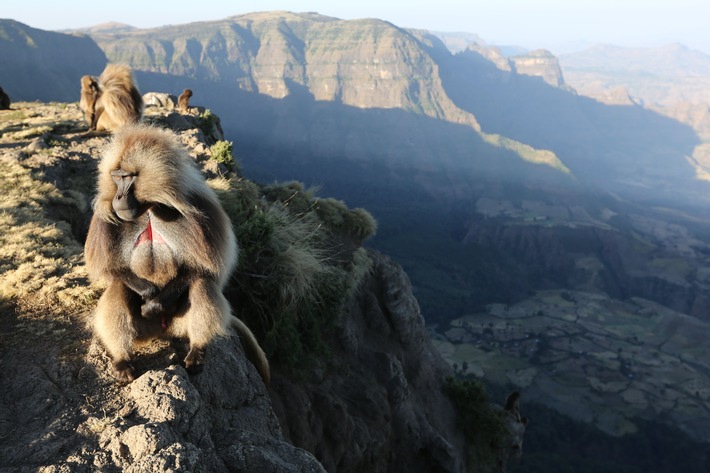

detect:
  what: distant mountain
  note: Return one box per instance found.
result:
[0,19,106,102]
[432,31,486,53]
[64,21,137,35]
[465,42,568,88]
[561,43,710,79]
[560,43,710,139]
[92,11,479,130]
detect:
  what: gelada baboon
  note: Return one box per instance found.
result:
[80,64,144,132]
[494,391,529,472]
[0,87,10,110]
[178,88,192,112]
[84,124,269,384]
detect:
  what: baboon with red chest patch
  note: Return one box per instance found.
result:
[84,124,269,384]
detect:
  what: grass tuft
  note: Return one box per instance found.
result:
[211,177,375,373]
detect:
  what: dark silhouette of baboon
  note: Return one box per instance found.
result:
[178,88,193,113]
[0,87,10,110]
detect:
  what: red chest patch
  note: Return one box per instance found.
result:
[135,220,167,246]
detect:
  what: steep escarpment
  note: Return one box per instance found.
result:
[271,251,465,473]
[464,43,568,88]
[92,11,479,130]
[460,195,710,320]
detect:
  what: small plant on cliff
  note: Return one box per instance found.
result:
[210,140,237,169]
[314,197,377,243]
[197,109,218,136]
[444,377,509,472]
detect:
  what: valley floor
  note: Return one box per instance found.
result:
[432,289,710,442]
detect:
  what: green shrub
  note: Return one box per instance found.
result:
[212,178,374,374]
[314,197,377,242]
[262,181,316,215]
[444,377,509,472]
[197,109,218,136]
[210,140,236,169]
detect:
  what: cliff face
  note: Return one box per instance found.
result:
[510,49,566,88]
[0,101,466,472]
[0,20,107,102]
[461,198,710,322]
[271,251,465,473]
[464,44,567,88]
[92,11,479,131]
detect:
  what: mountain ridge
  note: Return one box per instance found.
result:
[559,42,710,141]
[0,19,106,102]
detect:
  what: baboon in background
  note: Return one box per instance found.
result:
[0,87,10,110]
[84,124,269,384]
[494,391,529,473]
[79,75,100,126]
[178,88,192,112]
[80,64,144,132]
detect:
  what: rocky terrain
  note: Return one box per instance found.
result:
[0,100,470,472]
[422,189,710,443]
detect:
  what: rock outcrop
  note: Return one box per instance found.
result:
[0,100,325,472]
[510,49,566,88]
[270,251,466,473]
[463,44,567,88]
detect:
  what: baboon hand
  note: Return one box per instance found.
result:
[140,274,191,319]
[117,270,159,299]
[140,298,164,318]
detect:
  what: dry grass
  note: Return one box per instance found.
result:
[0,159,94,313]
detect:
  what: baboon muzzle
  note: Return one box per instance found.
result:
[111,170,140,221]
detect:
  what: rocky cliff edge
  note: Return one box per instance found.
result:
[0,99,464,472]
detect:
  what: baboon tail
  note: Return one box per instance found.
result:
[230,316,270,386]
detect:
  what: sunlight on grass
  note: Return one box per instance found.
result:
[0,159,93,311]
[483,132,571,174]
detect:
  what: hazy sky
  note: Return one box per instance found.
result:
[4,1,710,54]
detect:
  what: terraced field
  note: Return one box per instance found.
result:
[432,290,710,441]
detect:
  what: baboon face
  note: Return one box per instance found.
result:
[110,169,141,221]
[80,75,100,127]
